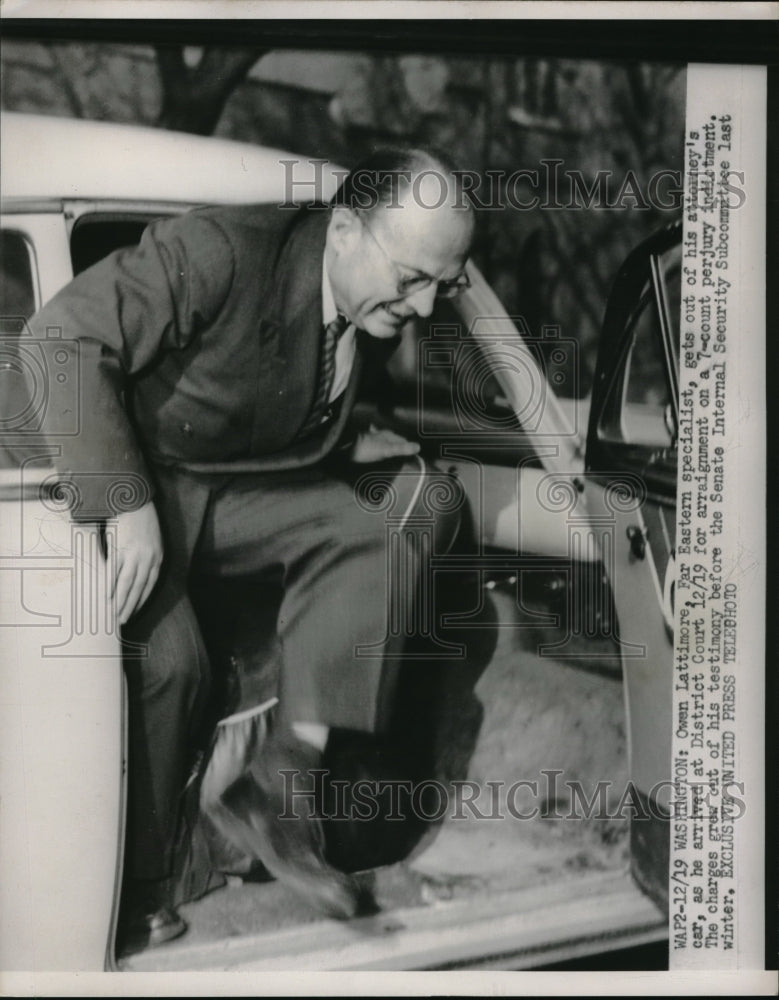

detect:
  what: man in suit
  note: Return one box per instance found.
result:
[26,147,475,951]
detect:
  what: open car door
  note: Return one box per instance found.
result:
[584,220,682,913]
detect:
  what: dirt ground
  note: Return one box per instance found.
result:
[407,584,630,890]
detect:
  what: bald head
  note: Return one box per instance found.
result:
[332,146,475,228]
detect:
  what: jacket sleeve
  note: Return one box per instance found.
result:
[28,212,236,520]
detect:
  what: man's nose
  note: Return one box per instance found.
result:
[404,283,438,318]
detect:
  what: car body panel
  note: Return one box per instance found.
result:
[1,112,341,208]
[0,487,125,971]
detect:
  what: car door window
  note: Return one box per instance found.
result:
[70,213,162,274]
[608,245,681,448]
[0,229,36,323]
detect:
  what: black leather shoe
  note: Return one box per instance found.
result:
[213,723,367,919]
[117,904,187,956]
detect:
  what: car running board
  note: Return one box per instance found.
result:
[122,868,666,972]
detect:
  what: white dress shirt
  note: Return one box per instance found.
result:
[321,255,356,405]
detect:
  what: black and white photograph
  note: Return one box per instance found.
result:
[0,2,773,994]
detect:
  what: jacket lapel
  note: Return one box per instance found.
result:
[193,207,369,474]
[182,336,365,474]
[251,208,329,450]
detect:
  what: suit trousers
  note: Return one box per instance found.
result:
[120,455,463,880]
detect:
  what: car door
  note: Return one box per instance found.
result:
[0,209,127,971]
[584,220,682,912]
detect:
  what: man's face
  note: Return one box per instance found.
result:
[326,181,474,339]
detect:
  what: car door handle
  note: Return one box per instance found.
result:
[626,524,647,560]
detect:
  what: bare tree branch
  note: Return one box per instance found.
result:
[48,44,86,119]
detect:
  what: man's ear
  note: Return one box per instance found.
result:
[327,206,361,254]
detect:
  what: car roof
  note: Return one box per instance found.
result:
[0,112,344,206]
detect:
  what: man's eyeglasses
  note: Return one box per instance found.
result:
[357,213,471,300]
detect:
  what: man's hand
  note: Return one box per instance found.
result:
[349,423,421,464]
[106,500,164,625]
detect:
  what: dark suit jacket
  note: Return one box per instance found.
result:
[28,204,390,519]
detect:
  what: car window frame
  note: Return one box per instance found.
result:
[585,220,682,506]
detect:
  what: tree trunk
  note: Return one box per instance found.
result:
[155,45,264,135]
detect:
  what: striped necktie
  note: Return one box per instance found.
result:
[298,313,349,438]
